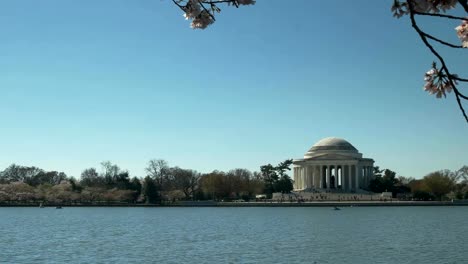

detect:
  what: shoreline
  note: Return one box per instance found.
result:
[1,201,467,207]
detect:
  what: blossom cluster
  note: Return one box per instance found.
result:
[391,1,467,48]
[180,0,255,29]
[455,19,468,48]
[423,63,458,98]
[391,0,458,17]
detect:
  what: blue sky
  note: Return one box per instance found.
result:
[0,0,466,179]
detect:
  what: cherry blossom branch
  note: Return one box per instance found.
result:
[172,0,183,8]
[408,1,468,123]
[200,0,240,8]
[173,0,253,29]
[453,76,468,82]
[422,32,464,48]
[201,0,236,3]
[413,11,468,21]
[198,0,216,21]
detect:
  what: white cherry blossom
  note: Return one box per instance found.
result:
[455,19,468,48]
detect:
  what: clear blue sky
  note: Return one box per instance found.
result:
[0,0,466,179]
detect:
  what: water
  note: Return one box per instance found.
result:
[0,207,467,264]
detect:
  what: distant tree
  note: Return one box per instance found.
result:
[142,176,159,204]
[423,170,457,200]
[27,171,67,186]
[274,159,294,194]
[129,177,142,199]
[456,165,468,182]
[260,159,294,196]
[101,161,121,187]
[0,164,43,184]
[373,166,383,178]
[275,175,294,194]
[260,164,277,196]
[146,159,170,191]
[2,182,36,201]
[170,167,200,200]
[80,187,106,203]
[68,177,82,192]
[113,171,131,190]
[227,168,253,198]
[412,190,435,201]
[276,159,293,177]
[199,171,226,200]
[80,168,103,187]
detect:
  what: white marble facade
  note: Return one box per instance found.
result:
[293,137,374,192]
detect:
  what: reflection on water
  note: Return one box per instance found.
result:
[0,207,467,263]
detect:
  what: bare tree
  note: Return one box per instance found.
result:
[171,167,200,199]
[146,159,170,189]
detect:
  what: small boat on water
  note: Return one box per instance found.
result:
[56,206,62,209]
[334,207,341,210]
[39,203,44,208]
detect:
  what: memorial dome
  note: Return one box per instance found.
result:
[303,137,359,159]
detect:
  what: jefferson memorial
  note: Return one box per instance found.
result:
[293,137,375,192]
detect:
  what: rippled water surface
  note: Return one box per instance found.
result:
[1,206,467,263]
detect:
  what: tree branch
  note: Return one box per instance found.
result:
[458,0,468,13]
[408,1,468,123]
[198,0,216,21]
[422,32,464,48]
[453,76,468,82]
[172,0,183,8]
[201,0,237,4]
[413,11,468,21]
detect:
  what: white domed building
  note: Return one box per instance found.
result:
[293,137,374,192]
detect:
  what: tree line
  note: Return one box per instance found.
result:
[0,159,294,205]
[367,166,468,201]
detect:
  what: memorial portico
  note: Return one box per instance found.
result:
[293,137,375,192]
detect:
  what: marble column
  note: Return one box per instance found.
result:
[326,165,330,189]
[294,167,297,189]
[355,165,359,190]
[298,168,302,189]
[298,167,301,189]
[363,166,366,188]
[341,165,345,191]
[320,165,323,189]
[305,167,308,188]
[335,165,338,189]
[301,167,305,189]
[348,166,352,191]
[312,166,316,188]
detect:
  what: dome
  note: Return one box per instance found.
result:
[309,137,358,152]
[303,137,360,159]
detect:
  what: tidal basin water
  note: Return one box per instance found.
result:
[1,207,467,264]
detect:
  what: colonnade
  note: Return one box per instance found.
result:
[293,164,374,191]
